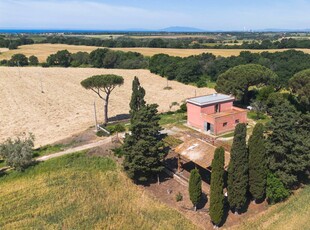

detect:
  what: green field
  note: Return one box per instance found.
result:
[237,186,310,230]
[0,152,196,230]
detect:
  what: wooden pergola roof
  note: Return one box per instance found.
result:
[175,138,230,169]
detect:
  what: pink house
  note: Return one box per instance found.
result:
[186,93,247,135]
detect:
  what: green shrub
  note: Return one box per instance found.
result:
[178,103,187,113]
[112,147,124,158]
[176,192,183,202]
[8,54,28,66]
[41,62,50,68]
[29,55,39,66]
[106,123,126,134]
[96,130,109,137]
[0,59,8,66]
[266,172,290,204]
[0,133,35,171]
[196,78,208,88]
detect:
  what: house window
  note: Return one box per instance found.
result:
[223,122,228,127]
[215,104,220,113]
[235,119,240,124]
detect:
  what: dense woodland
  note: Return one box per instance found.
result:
[2,33,310,50]
[150,50,310,91]
[0,36,34,49]
[35,36,310,49]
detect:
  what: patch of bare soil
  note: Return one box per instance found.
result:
[227,201,268,229]
[145,171,268,230]
[54,126,100,147]
[145,173,211,230]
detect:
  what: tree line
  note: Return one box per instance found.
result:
[36,35,310,49]
[0,36,34,50]
[39,36,200,49]
[150,50,310,93]
[0,48,148,69]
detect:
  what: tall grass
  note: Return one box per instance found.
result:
[0,152,196,229]
[237,186,310,230]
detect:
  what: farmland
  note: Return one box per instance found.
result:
[0,152,197,229]
[1,44,310,62]
[0,67,213,147]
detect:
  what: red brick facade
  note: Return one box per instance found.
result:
[187,95,247,135]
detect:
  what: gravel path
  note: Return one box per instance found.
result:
[37,137,113,161]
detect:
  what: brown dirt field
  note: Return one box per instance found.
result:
[1,44,310,61]
[0,67,214,147]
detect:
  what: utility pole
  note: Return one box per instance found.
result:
[17,61,21,78]
[94,101,98,132]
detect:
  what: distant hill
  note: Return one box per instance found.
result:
[160,26,205,32]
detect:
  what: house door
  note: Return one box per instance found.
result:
[204,122,211,131]
[210,124,214,134]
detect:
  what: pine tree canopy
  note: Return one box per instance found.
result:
[249,123,267,201]
[210,147,225,226]
[267,100,310,188]
[227,123,248,212]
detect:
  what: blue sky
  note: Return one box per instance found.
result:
[0,0,310,30]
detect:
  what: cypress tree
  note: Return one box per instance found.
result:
[189,168,202,211]
[227,123,248,214]
[129,76,146,119]
[210,147,225,227]
[249,123,267,202]
[123,104,165,183]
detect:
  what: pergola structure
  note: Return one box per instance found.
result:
[175,138,230,173]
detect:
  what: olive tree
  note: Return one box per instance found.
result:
[81,74,124,125]
[0,133,34,171]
